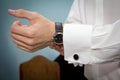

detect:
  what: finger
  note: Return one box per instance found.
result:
[17,43,46,52]
[13,39,44,51]
[13,39,34,50]
[11,33,35,46]
[11,21,33,38]
[31,41,49,50]
[17,45,33,52]
[8,9,37,20]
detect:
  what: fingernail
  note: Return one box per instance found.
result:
[8,9,15,14]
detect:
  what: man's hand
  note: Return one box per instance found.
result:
[8,9,55,52]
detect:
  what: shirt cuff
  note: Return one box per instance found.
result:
[63,23,93,64]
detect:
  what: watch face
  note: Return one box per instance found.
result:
[54,32,63,45]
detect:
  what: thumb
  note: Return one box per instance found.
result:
[8,9,36,20]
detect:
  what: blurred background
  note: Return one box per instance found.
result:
[0,0,73,80]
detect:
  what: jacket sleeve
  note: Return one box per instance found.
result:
[63,0,120,64]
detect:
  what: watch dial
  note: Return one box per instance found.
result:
[54,33,63,44]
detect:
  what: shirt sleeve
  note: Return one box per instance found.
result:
[99,68,120,80]
[64,20,120,64]
[63,0,120,64]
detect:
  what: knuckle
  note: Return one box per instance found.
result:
[27,47,35,52]
[28,46,34,51]
[27,28,37,38]
[27,32,34,37]
[27,39,35,46]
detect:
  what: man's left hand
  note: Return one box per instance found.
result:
[8,9,55,52]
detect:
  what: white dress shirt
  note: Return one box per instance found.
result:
[63,0,120,80]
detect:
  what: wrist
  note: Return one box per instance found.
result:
[48,21,55,45]
[50,22,55,37]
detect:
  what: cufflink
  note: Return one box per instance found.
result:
[73,54,79,60]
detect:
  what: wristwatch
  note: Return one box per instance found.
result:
[53,22,63,45]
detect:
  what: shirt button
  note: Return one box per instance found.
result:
[73,54,79,60]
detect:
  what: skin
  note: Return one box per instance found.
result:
[50,43,64,56]
[8,9,64,55]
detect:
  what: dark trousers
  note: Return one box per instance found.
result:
[55,55,88,80]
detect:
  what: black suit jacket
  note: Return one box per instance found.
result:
[55,55,88,80]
